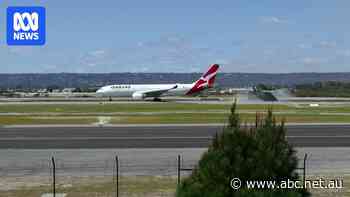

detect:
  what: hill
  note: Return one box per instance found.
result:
[1,72,350,89]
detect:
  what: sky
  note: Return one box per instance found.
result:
[0,0,350,73]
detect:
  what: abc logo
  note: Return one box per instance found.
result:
[13,12,39,31]
[7,7,45,45]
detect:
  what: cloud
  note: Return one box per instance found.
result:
[317,41,337,48]
[260,16,287,24]
[87,62,97,67]
[337,50,350,57]
[232,40,244,47]
[300,57,325,65]
[137,42,144,47]
[297,43,312,49]
[128,35,221,71]
[77,49,115,70]
[88,50,106,57]
[263,49,275,56]
[41,64,60,72]
[214,59,230,65]
[71,36,254,72]
[7,46,39,56]
[298,41,337,49]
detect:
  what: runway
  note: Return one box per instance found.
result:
[0,124,349,148]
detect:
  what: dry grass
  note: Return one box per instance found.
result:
[1,175,349,197]
[0,176,176,197]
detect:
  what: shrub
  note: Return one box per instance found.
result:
[177,101,309,197]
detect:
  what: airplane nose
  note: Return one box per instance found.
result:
[96,88,104,96]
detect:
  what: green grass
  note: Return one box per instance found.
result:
[2,102,350,114]
[0,103,291,113]
[1,102,350,125]
[1,113,350,125]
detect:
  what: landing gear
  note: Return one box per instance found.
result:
[109,96,112,102]
[153,97,162,102]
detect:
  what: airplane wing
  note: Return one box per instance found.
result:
[134,85,178,98]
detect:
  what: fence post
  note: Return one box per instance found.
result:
[177,155,181,185]
[51,156,56,197]
[303,153,307,187]
[116,155,119,197]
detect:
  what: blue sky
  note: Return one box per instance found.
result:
[1,0,350,73]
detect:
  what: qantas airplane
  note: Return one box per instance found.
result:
[96,64,219,100]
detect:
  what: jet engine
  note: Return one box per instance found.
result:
[132,92,146,100]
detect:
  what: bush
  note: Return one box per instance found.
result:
[177,101,309,197]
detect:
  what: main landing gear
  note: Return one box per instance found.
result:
[153,97,162,102]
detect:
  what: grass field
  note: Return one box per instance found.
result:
[1,102,350,125]
[1,176,176,197]
[1,113,350,125]
[0,103,291,113]
[2,102,350,113]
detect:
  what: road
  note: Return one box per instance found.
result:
[0,124,349,148]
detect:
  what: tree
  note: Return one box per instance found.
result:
[46,85,60,93]
[177,100,309,197]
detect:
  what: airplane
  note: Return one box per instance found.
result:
[96,64,219,100]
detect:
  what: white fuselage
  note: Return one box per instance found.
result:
[96,83,194,97]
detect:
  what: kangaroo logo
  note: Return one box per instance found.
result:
[7,7,46,45]
[186,64,219,95]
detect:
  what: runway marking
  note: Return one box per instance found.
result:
[286,135,350,138]
[4,123,350,128]
[1,135,350,141]
[0,136,213,140]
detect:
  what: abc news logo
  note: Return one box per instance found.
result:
[7,7,46,45]
[13,12,39,40]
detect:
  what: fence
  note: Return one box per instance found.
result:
[0,154,308,197]
[177,154,308,185]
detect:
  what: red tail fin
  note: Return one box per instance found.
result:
[186,64,219,95]
[203,64,219,87]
